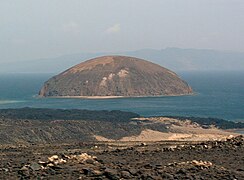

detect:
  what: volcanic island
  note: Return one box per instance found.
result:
[39,56,193,98]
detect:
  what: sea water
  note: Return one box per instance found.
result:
[0,72,243,122]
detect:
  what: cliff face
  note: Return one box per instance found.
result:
[39,56,192,97]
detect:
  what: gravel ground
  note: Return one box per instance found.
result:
[0,136,243,179]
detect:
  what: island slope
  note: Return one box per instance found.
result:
[39,56,192,97]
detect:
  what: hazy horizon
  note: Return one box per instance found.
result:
[1,48,244,73]
[1,0,244,63]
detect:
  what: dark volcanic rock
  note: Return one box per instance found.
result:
[39,56,192,97]
[1,136,244,179]
[0,108,141,144]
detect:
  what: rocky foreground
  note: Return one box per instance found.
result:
[0,108,244,179]
[0,136,243,179]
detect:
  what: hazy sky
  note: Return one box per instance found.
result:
[1,0,244,62]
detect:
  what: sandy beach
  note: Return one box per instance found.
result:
[40,93,195,99]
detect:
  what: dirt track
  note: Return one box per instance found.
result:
[0,136,243,179]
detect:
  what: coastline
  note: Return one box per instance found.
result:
[1,108,243,144]
[38,93,195,100]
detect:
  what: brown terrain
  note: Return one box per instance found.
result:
[0,108,243,179]
[39,56,192,97]
[0,136,243,179]
[1,108,243,144]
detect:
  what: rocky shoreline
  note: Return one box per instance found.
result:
[1,108,243,144]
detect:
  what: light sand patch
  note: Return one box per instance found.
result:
[51,96,125,99]
[117,69,129,78]
[94,135,113,141]
[108,73,115,80]
[94,129,228,142]
[93,129,200,142]
[94,128,237,142]
[118,129,236,141]
[119,129,192,141]
[99,77,107,86]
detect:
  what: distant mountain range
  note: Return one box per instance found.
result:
[1,48,244,73]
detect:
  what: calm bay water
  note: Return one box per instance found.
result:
[0,72,243,122]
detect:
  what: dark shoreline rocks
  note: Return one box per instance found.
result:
[166,116,244,129]
[0,107,139,122]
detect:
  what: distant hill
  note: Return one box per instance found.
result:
[39,56,192,97]
[1,48,244,73]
